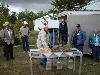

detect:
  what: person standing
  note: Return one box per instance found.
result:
[48,28,57,48]
[0,23,6,57]
[37,23,49,48]
[59,18,68,47]
[3,21,15,61]
[19,21,30,52]
[89,27,100,62]
[37,23,49,67]
[71,24,86,53]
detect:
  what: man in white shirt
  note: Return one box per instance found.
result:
[37,24,49,48]
[37,23,49,67]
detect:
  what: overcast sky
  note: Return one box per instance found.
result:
[0,0,100,13]
[0,0,52,13]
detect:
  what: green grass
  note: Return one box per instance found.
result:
[0,47,100,75]
[0,31,100,75]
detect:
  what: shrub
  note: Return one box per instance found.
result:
[14,36,20,45]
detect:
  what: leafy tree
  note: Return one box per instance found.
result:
[0,3,10,45]
[36,11,47,18]
[17,10,34,30]
[51,0,95,12]
[0,3,9,17]
[8,12,17,24]
[18,10,35,21]
[0,3,9,29]
[18,10,47,30]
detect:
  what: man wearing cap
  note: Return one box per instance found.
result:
[3,21,15,60]
[59,18,68,47]
[71,24,86,53]
[19,21,30,52]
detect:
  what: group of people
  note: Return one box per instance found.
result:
[0,18,100,63]
[71,24,100,62]
[37,17,100,65]
[0,21,30,61]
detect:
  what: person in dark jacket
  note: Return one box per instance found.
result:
[59,18,68,47]
[71,24,86,53]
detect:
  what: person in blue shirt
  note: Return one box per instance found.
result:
[48,28,57,48]
[89,27,100,62]
[71,24,86,53]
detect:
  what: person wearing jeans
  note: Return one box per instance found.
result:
[59,18,68,47]
[21,35,29,51]
[61,32,67,46]
[19,21,30,52]
[71,24,86,53]
[49,28,56,48]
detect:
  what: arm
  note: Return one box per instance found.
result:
[28,27,30,36]
[59,23,62,33]
[19,27,22,38]
[65,22,68,33]
[82,31,86,42]
[70,31,74,47]
[0,30,4,40]
[89,33,94,48]
[89,33,94,46]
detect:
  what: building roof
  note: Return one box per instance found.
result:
[58,11,100,17]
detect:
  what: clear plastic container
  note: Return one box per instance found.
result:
[46,61,52,70]
[57,61,62,69]
[67,59,73,69]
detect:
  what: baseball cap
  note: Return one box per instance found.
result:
[76,24,80,27]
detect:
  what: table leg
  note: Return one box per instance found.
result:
[79,56,82,75]
[30,57,33,75]
[73,56,76,72]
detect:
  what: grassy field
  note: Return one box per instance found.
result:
[0,31,100,75]
[0,47,100,75]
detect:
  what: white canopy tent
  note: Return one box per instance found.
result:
[34,15,50,31]
[34,13,59,31]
